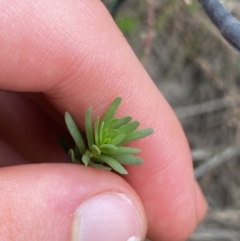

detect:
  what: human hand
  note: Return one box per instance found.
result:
[0,1,207,240]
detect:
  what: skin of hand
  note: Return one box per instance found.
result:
[0,1,207,241]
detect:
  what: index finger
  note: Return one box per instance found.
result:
[0,0,207,240]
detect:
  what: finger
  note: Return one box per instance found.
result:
[0,138,27,166]
[0,90,68,164]
[0,163,147,241]
[0,1,207,240]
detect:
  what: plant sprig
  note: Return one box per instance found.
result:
[65,97,154,175]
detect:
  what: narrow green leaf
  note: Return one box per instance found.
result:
[103,118,119,133]
[65,112,86,155]
[95,154,128,174]
[111,133,125,145]
[91,144,101,155]
[99,144,118,154]
[121,128,154,144]
[102,97,122,123]
[74,146,81,160]
[68,149,78,163]
[103,138,111,144]
[117,121,139,134]
[102,132,108,140]
[112,154,143,165]
[85,107,94,148]
[115,146,141,154]
[99,145,140,155]
[107,129,120,139]
[89,163,111,171]
[82,153,90,166]
[98,121,104,144]
[94,116,100,146]
[113,116,132,129]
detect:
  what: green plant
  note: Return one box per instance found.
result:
[115,15,139,35]
[65,97,153,174]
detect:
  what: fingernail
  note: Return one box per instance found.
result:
[72,193,143,241]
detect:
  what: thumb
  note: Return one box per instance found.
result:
[0,163,146,241]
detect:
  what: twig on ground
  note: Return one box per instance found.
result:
[174,97,237,118]
[189,209,240,240]
[194,146,240,179]
[192,149,213,162]
[198,0,240,54]
[190,227,240,241]
[207,209,240,228]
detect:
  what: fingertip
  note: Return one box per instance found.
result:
[72,193,145,241]
[0,164,147,241]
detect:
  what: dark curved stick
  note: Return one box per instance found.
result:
[198,0,240,53]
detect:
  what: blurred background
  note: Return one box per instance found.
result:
[102,0,240,240]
